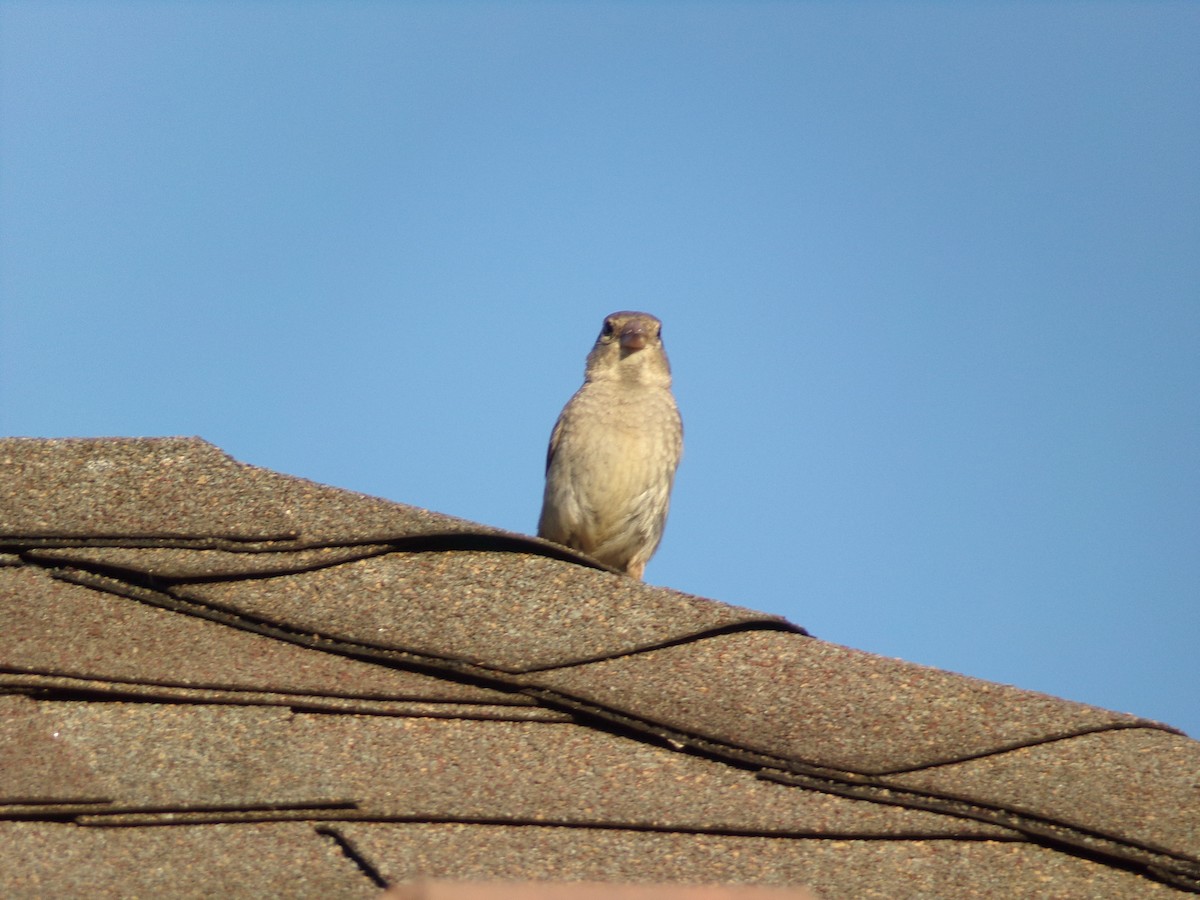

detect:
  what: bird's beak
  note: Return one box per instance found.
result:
[619,324,648,351]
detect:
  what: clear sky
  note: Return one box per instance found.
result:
[2,2,1197,738]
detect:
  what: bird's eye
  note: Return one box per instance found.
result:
[601,320,615,337]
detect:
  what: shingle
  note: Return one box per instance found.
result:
[37,703,346,810]
[0,438,298,540]
[0,696,109,806]
[331,823,1184,899]
[174,552,793,672]
[0,566,530,706]
[0,436,520,547]
[523,630,1155,773]
[0,821,376,899]
[27,544,398,578]
[2,676,570,725]
[886,727,1200,856]
[18,700,1011,839]
[281,716,1014,837]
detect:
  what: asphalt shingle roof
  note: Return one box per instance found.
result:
[2,437,1197,898]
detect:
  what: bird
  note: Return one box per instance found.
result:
[537,311,683,580]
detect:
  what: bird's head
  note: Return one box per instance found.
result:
[584,311,672,386]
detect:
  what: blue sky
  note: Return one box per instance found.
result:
[2,2,1197,738]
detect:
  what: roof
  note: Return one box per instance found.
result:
[1,436,1197,898]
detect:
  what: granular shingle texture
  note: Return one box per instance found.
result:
[2,437,1197,899]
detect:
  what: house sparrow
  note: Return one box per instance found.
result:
[538,311,683,580]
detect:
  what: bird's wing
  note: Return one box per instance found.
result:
[545,413,566,474]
